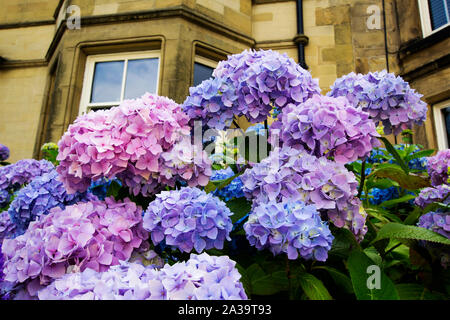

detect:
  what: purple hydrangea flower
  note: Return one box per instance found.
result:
[418,211,450,239]
[0,211,16,242]
[183,49,321,130]
[270,95,381,163]
[143,187,233,253]
[1,197,149,296]
[7,170,94,236]
[38,253,247,300]
[0,144,10,162]
[244,200,334,261]
[240,147,367,240]
[328,71,427,135]
[427,150,450,187]
[415,184,450,208]
[0,159,54,193]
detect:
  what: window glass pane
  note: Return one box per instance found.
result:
[193,62,214,86]
[428,0,450,30]
[443,107,450,147]
[124,58,159,99]
[90,61,124,103]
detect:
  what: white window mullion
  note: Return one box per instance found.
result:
[120,59,128,101]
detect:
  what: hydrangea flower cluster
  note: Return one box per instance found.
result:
[38,253,247,300]
[415,184,450,208]
[56,93,211,197]
[240,147,367,240]
[143,187,233,253]
[328,71,428,135]
[0,159,54,193]
[418,211,450,239]
[0,144,10,162]
[7,170,93,236]
[427,150,450,187]
[211,167,244,201]
[368,187,399,205]
[270,95,381,163]
[214,49,321,123]
[1,197,148,294]
[244,200,334,261]
[0,211,16,241]
[182,77,238,131]
[183,49,320,130]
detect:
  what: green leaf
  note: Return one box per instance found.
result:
[380,194,416,207]
[372,222,450,246]
[246,264,282,296]
[226,197,251,223]
[395,284,446,300]
[366,178,397,190]
[297,272,333,300]
[370,164,430,190]
[347,250,399,300]
[328,227,360,258]
[313,266,354,294]
[379,137,409,174]
[404,149,434,163]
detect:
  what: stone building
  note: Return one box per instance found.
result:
[0,0,448,162]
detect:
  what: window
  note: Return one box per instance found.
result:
[433,100,450,150]
[193,56,218,87]
[418,0,450,37]
[79,51,160,115]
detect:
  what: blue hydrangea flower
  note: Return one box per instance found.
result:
[7,170,93,237]
[244,200,334,261]
[211,167,244,201]
[368,187,399,205]
[143,187,233,253]
[88,178,121,201]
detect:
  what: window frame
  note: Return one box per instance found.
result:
[418,0,450,37]
[433,99,450,150]
[79,50,161,115]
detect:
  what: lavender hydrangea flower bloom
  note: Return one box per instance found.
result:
[38,253,247,300]
[0,211,16,241]
[270,95,381,163]
[211,167,244,201]
[244,200,334,261]
[427,150,450,187]
[328,71,427,135]
[183,49,321,130]
[0,159,54,193]
[143,187,233,253]
[415,184,450,208]
[0,144,10,162]
[241,147,367,240]
[213,49,321,123]
[2,197,149,296]
[418,211,450,239]
[7,170,93,236]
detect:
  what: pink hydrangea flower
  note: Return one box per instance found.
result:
[56,93,212,196]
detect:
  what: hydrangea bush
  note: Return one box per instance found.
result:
[1,49,449,301]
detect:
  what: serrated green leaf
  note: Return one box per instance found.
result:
[379,137,409,174]
[297,272,333,300]
[380,194,416,207]
[370,164,430,190]
[246,264,282,296]
[226,197,251,223]
[404,149,434,163]
[372,222,450,245]
[347,250,399,300]
[313,266,354,294]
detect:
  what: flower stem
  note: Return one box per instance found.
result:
[357,159,367,198]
